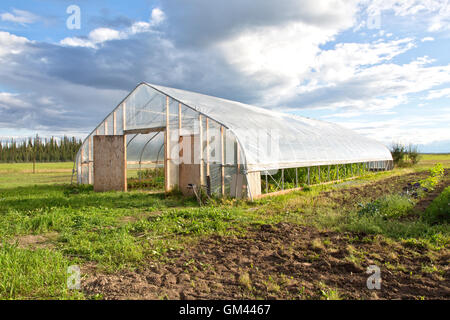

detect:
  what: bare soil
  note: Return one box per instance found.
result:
[83,170,450,300]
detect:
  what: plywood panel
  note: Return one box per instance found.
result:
[179,133,201,196]
[179,164,200,196]
[246,171,261,199]
[94,135,127,192]
[230,173,244,199]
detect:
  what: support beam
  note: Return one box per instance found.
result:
[88,137,92,184]
[220,126,225,196]
[123,127,165,135]
[164,96,170,192]
[122,102,126,132]
[307,167,310,185]
[199,115,204,186]
[295,168,298,188]
[178,103,182,164]
[113,111,117,135]
[80,145,84,183]
[206,118,210,177]
[265,172,268,194]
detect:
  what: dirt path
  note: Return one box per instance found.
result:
[83,170,450,300]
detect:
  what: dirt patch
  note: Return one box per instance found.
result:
[83,222,449,300]
[321,171,431,208]
[11,232,58,249]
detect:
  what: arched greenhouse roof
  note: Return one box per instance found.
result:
[144,82,393,172]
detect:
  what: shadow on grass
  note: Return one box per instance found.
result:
[0,184,198,213]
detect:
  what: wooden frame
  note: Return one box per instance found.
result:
[199,114,204,186]
[220,126,225,196]
[164,96,170,192]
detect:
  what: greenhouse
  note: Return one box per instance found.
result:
[74,82,393,199]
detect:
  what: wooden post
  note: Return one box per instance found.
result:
[178,103,182,163]
[113,111,117,135]
[265,173,268,194]
[327,165,330,181]
[165,96,170,192]
[80,145,84,183]
[122,102,126,132]
[318,166,321,183]
[236,141,240,172]
[220,126,225,196]
[206,118,210,177]
[295,168,298,188]
[307,167,310,185]
[88,137,92,184]
[199,115,204,186]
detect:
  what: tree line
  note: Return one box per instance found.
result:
[0,135,82,163]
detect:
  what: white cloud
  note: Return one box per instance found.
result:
[365,0,450,32]
[0,92,30,109]
[0,31,30,58]
[421,36,435,42]
[426,87,450,99]
[150,8,165,26]
[60,8,165,48]
[335,111,450,146]
[0,9,39,25]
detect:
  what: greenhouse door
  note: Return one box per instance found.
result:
[93,135,127,192]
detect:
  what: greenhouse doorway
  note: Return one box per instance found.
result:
[124,127,167,193]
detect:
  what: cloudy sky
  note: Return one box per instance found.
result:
[0,0,449,152]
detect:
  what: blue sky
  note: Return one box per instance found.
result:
[0,0,449,152]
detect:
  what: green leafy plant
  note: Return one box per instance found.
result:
[417,163,444,191]
[358,194,415,218]
[422,186,450,224]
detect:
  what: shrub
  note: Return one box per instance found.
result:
[407,144,421,165]
[358,194,415,218]
[390,143,406,166]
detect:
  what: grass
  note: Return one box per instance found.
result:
[0,156,448,299]
[0,242,83,299]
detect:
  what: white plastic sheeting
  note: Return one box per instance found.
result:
[148,83,392,172]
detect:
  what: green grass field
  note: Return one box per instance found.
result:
[0,154,448,299]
